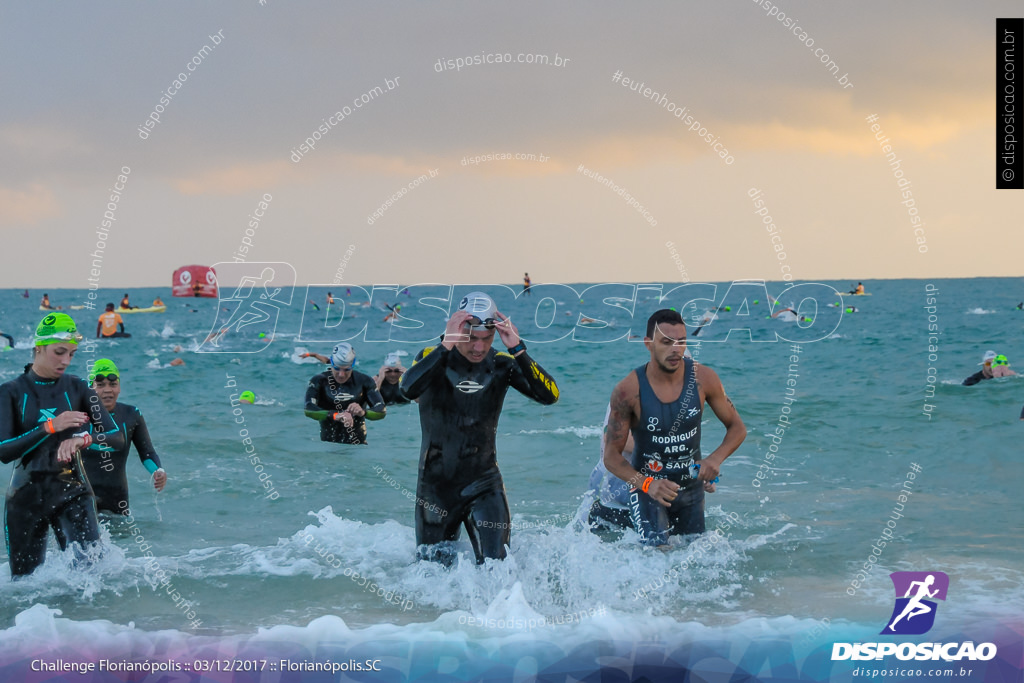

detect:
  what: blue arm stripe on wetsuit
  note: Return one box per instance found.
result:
[64,391,73,411]
[143,459,159,474]
[21,394,27,421]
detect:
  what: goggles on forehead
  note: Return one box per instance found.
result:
[36,331,84,343]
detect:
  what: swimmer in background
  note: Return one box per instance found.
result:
[304,343,386,445]
[40,293,61,311]
[97,304,130,338]
[239,391,256,404]
[375,353,411,405]
[963,351,1017,385]
[83,359,167,513]
[383,303,402,322]
[152,296,165,307]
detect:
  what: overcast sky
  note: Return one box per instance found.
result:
[1,1,1021,288]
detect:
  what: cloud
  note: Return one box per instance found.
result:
[0,184,62,226]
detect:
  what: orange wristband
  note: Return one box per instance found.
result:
[44,419,56,434]
[641,476,654,493]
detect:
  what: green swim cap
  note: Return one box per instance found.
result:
[993,354,1010,366]
[34,312,82,346]
[753,300,759,305]
[258,332,266,338]
[239,391,256,403]
[845,307,854,313]
[89,358,120,383]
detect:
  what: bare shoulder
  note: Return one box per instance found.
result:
[695,363,725,395]
[610,372,640,416]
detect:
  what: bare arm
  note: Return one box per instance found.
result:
[602,375,679,506]
[695,366,746,482]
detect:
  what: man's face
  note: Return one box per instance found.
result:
[456,326,496,364]
[331,366,353,384]
[645,323,687,374]
[92,376,121,410]
[383,367,403,384]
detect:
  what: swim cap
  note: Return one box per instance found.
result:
[239,391,256,403]
[993,354,1010,366]
[845,307,854,313]
[723,306,731,312]
[330,342,356,368]
[383,352,402,368]
[88,358,120,383]
[35,313,82,346]
[457,292,497,330]
[258,332,266,338]
[980,350,997,365]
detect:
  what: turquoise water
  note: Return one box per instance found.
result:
[0,278,1021,662]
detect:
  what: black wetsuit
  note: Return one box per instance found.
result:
[628,359,705,546]
[962,371,991,386]
[304,370,385,445]
[379,380,411,405]
[400,345,559,564]
[0,370,124,577]
[82,403,162,513]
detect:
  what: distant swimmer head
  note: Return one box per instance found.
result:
[330,342,356,370]
[457,292,498,330]
[383,352,403,368]
[34,312,82,347]
[90,358,121,406]
[979,350,997,365]
[239,390,256,404]
[88,358,120,384]
[993,354,1010,366]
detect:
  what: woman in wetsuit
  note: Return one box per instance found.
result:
[83,358,167,513]
[0,313,124,577]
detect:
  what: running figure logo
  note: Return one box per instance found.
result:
[197,262,296,354]
[881,571,949,635]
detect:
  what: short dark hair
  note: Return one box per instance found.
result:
[646,309,686,339]
[106,303,115,310]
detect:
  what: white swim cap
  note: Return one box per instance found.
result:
[330,342,356,368]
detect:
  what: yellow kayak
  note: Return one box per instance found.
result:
[116,306,167,314]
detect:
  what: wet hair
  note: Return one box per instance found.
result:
[646,309,686,339]
[106,303,115,310]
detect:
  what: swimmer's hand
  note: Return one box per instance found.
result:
[56,436,88,464]
[648,479,680,507]
[52,411,89,432]
[442,311,476,348]
[332,412,354,427]
[153,468,167,492]
[694,458,722,483]
[346,403,365,418]
[703,481,717,493]
[492,311,520,348]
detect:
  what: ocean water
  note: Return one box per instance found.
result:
[0,278,1021,681]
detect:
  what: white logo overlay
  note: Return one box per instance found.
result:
[456,380,484,394]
